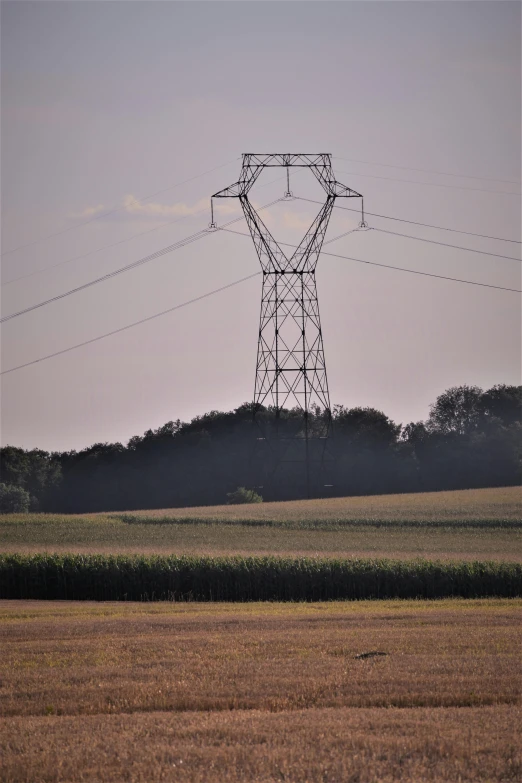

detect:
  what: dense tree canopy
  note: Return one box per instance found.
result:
[1,384,520,513]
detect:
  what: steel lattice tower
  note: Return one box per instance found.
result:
[213,154,363,497]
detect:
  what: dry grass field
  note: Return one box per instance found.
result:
[2,488,521,780]
[1,486,521,561]
[3,706,520,783]
[2,598,520,716]
[1,599,521,781]
[116,485,522,524]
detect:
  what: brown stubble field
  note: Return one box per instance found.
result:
[3,705,521,783]
[1,599,521,782]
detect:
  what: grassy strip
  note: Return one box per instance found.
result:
[1,554,520,601]
[114,514,522,529]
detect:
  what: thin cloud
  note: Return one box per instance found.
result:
[70,204,106,219]
[281,211,312,231]
[69,196,242,224]
[122,194,206,217]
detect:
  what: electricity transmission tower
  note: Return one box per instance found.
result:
[212,154,363,498]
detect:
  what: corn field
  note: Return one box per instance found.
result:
[1,554,520,601]
[117,514,522,529]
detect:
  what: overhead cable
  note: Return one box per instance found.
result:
[0,199,281,324]
[1,157,240,257]
[370,227,521,262]
[332,156,521,186]
[2,209,208,287]
[0,273,261,376]
[335,168,521,197]
[298,197,521,245]
[323,228,361,245]
[4,153,518,260]
[4,216,519,376]
[0,230,208,324]
[3,173,292,287]
[321,248,521,292]
[219,227,521,293]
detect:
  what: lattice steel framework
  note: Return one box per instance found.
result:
[213,154,363,496]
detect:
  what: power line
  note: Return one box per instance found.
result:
[0,230,208,324]
[2,172,291,287]
[3,211,519,376]
[321,249,521,293]
[0,158,240,257]
[324,228,361,245]
[332,156,521,186]
[3,154,518,260]
[219,226,521,293]
[0,199,281,324]
[370,227,521,262]
[298,197,521,244]
[1,209,208,287]
[6,191,513,326]
[335,168,521,197]
[1,273,261,376]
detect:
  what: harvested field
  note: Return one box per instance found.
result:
[0,599,520,782]
[3,706,521,783]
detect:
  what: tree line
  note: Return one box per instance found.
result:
[1,383,520,513]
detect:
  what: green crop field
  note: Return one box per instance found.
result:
[1,553,521,601]
[1,486,520,561]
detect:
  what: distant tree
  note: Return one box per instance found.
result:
[400,421,429,445]
[3,383,519,513]
[0,446,61,509]
[402,385,522,491]
[478,385,522,428]
[227,487,263,504]
[330,407,403,495]
[0,483,31,513]
[428,385,483,435]
[0,446,29,487]
[333,406,401,446]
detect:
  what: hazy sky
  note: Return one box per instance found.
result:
[1,0,521,452]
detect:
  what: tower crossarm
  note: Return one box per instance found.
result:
[213,154,363,199]
[328,180,363,198]
[308,157,362,198]
[212,158,264,198]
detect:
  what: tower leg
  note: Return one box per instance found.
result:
[253,268,333,498]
